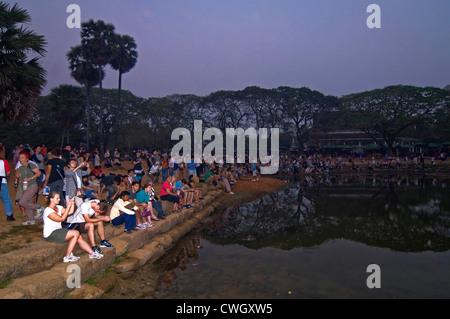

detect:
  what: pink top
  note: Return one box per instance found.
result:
[160,180,172,196]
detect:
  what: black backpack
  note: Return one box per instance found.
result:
[28,164,46,186]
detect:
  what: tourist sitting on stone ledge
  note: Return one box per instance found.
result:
[176,178,194,208]
[43,193,103,262]
[160,175,180,212]
[204,168,220,186]
[139,180,166,219]
[188,176,202,203]
[110,191,141,233]
[65,199,113,255]
[137,182,165,221]
[219,167,234,195]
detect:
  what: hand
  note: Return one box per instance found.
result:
[103,216,111,222]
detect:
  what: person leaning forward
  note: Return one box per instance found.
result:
[65,199,113,255]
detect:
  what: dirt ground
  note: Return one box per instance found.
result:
[0,159,287,255]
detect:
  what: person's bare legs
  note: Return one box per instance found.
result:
[77,236,95,254]
[95,221,106,242]
[65,230,80,257]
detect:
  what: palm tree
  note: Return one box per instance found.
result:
[0,2,47,123]
[80,19,116,156]
[67,44,104,151]
[110,33,138,146]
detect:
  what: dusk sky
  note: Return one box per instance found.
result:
[14,0,450,98]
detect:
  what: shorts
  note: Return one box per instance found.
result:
[45,228,69,243]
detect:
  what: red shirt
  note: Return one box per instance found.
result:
[160,180,172,196]
[92,168,103,176]
[0,159,10,181]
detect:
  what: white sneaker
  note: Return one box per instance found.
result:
[89,251,103,259]
[63,254,79,263]
[69,252,80,261]
[22,220,35,226]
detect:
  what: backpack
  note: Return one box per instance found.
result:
[28,164,46,186]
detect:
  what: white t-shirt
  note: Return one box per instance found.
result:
[66,200,99,223]
[43,205,63,238]
[0,160,9,184]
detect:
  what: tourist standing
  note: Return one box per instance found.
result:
[64,158,91,207]
[0,153,14,221]
[16,152,43,225]
[44,148,66,207]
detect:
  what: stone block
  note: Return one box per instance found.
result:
[112,257,140,274]
[65,283,105,299]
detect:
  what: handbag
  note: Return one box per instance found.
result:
[141,210,152,217]
[61,221,80,231]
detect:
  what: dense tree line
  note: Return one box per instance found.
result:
[1,84,449,157]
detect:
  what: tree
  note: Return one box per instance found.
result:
[110,33,138,146]
[277,86,334,150]
[0,2,46,123]
[47,85,86,148]
[80,19,116,156]
[67,44,104,151]
[340,85,450,155]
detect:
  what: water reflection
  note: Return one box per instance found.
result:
[105,174,450,299]
[206,174,450,253]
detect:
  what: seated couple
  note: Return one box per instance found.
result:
[110,186,166,233]
[42,192,113,263]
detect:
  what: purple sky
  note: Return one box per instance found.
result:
[15,0,450,98]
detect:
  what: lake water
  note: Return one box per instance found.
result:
[108,173,450,299]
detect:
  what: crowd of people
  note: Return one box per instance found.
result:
[0,143,252,263]
[279,151,449,175]
[2,142,448,264]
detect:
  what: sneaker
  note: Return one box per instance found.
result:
[6,215,15,221]
[229,192,234,195]
[124,229,132,234]
[63,253,79,263]
[92,246,103,255]
[144,222,154,228]
[100,240,114,248]
[22,220,35,226]
[69,252,80,261]
[34,206,44,219]
[63,256,76,263]
[89,251,103,259]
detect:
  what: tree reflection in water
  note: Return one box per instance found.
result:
[205,174,450,253]
[104,174,450,299]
